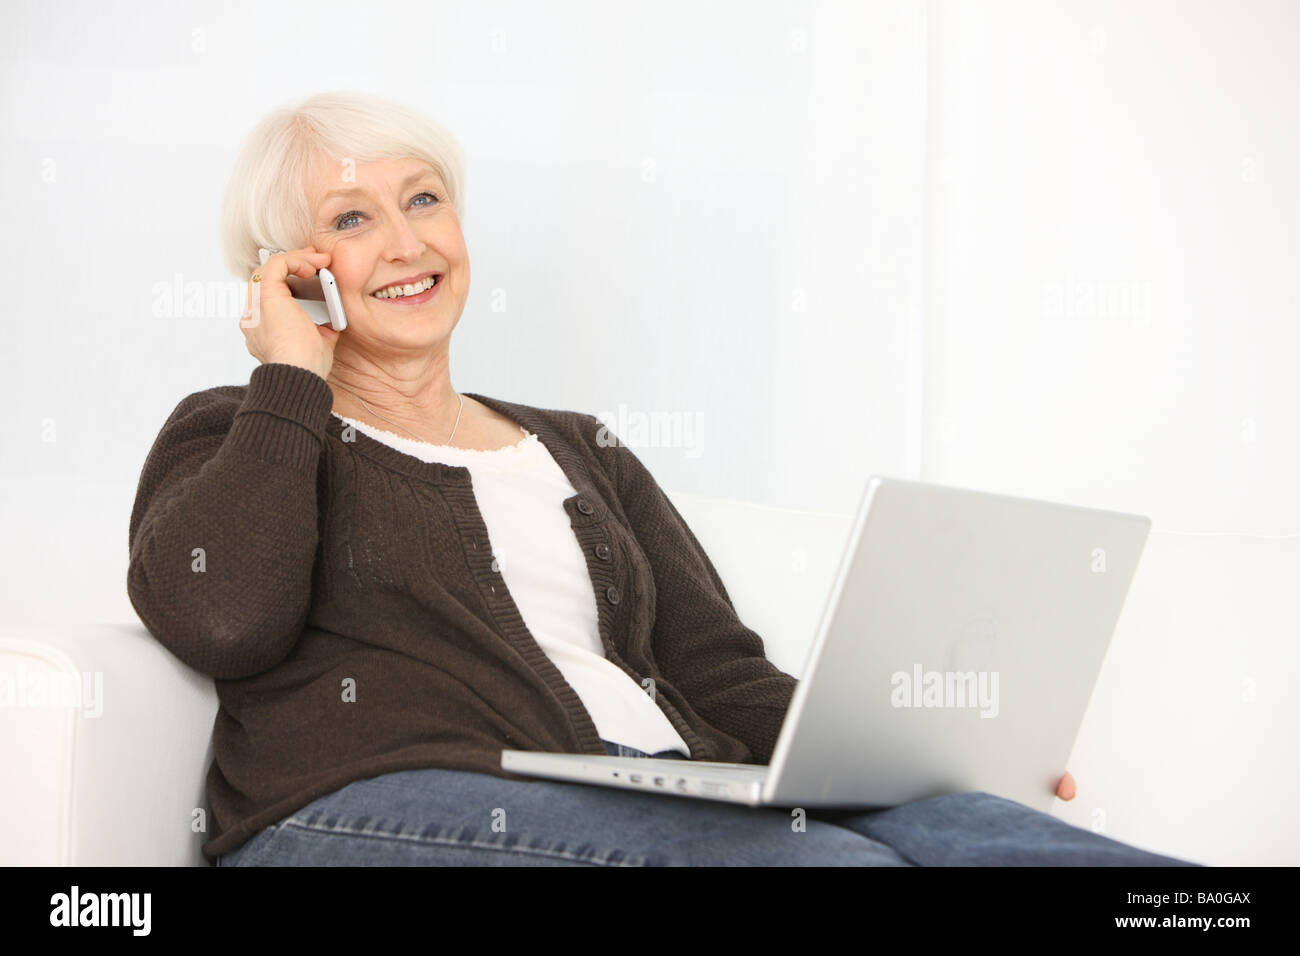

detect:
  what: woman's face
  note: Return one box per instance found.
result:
[305,155,469,353]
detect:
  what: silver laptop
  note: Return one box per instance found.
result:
[501,475,1151,815]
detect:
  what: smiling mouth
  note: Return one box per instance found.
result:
[372,274,442,299]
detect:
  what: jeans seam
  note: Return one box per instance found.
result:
[233,820,289,868]
[277,817,650,867]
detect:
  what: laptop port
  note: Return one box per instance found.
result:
[629,773,642,784]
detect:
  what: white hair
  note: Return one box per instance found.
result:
[218,90,468,278]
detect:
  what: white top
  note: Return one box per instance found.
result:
[331,411,691,757]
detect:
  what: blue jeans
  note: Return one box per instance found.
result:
[217,741,1199,866]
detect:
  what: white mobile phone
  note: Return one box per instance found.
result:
[257,248,348,331]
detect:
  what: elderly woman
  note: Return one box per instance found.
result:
[127,91,1193,867]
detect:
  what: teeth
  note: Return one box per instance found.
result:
[374,275,437,298]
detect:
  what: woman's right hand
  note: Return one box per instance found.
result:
[240,246,341,380]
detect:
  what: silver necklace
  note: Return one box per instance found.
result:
[333,382,464,446]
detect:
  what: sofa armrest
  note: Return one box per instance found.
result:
[0,621,217,866]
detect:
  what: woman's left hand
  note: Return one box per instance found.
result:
[1056,771,1076,801]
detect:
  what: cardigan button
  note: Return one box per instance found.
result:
[605,585,620,605]
[576,497,594,515]
[594,543,611,561]
[491,557,500,573]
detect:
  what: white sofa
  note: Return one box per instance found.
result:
[2,476,1291,865]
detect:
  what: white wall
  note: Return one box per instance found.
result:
[925,0,1299,533]
[0,0,924,614]
[924,0,1299,865]
[0,0,926,517]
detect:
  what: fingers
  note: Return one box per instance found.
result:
[240,247,328,329]
[240,268,261,329]
[263,247,330,286]
[284,249,331,281]
[1056,771,1076,801]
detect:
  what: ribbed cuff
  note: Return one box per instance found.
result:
[226,363,335,471]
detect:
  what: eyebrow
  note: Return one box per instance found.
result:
[317,169,439,207]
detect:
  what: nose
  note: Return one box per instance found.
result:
[380,215,427,262]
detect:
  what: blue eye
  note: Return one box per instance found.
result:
[334,191,440,231]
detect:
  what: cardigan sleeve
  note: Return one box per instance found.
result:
[589,415,798,764]
[127,363,335,679]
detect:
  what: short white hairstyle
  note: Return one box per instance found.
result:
[218,90,468,278]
